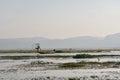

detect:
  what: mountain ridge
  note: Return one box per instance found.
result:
[0,33,120,50]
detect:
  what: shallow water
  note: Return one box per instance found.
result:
[1,51,120,80]
[1,67,120,80]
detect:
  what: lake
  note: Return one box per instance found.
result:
[1,51,120,80]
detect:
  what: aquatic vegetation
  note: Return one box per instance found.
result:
[0,50,54,53]
[73,54,120,59]
[31,78,39,80]
[0,49,113,53]
[30,61,46,65]
[0,56,44,60]
[73,54,95,58]
[68,78,80,80]
[0,56,30,60]
[59,61,120,69]
[90,75,98,79]
[59,62,85,68]
[54,50,64,53]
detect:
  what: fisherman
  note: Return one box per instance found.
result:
[35,43,40,53]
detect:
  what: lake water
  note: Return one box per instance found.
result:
[1,51,120,80]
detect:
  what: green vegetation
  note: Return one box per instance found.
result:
[30,61,53,65]
[30,61,46,65]
[68,78,80,80]
[0,55,71,60]
[0,50,36,53]
[73,54,120,59]
[0,56,30,60]
[31,78,39,80]
[54,50,64,53]
[54,49,112,53]
[1,54,120,60]
[90,75,98,79]
[0,49,114,53]
[0,56,44,60]
[0,50,54,53]
[78,61,120,65]
[46,76,50,79]
[59,61,120,69]
[73,54,95,58]
[59,62,85,68]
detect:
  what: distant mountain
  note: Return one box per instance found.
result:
[1,33,120,50]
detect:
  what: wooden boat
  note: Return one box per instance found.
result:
[34,43,54,54]
[39,51,46,54]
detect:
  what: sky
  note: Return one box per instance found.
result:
[0,0,120,39]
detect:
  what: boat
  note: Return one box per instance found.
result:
[34,43,54,54]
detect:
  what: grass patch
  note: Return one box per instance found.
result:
[0,55,71,60]
[59,61,120,69]
[0,50,54,53]
[29,61,54,67]
[73,54,120,59]
[90,75,98,79]
[59,62,85,68]
[73,54,95,58]
[0,56,44,60]
[68,78,80,80]
[0,56,30,60]
[0,49,113,53]
[44,55,71,58]
[30,61,46,65]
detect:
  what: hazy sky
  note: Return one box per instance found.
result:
[0,0,120,39]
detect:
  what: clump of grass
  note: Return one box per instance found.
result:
[90,75,98,79]
[59,61,120,69]
[73,54,95,58]
[31,78,39,80]
[0,56,30,60]
[68,78,80,80]
[0,56,40,60]
[78,61,99,64]
[54,50,64,53]
[43,55,71,58]
[0,49,113,53]
[115,62,120,65]
[59,62,85,68]
[0,55,45,60]
[0,49,55,53]
[30,61,44,65]
[30,61,53,67]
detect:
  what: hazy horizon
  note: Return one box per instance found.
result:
[0,32,120,40]
[1,0,120,39]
